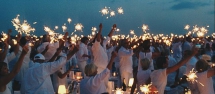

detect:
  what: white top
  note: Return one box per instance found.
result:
[137,69,151,89]
[15,46,31,82]
[37,42,59,61]
[138,51,154,71]
[150,69,167,94]
[92,37,110,69]
[0,87,11,94]
[167,55,177,85]
[77,42,88,62]
[185,56,198,74]
[182,41,192,52]
[196,71,214,94]
[106,46,114,62]
[118,46,133,73]
[20,54,67,94]
[80,68,110,94]
[52,66,68,92]
[172,42,182,59]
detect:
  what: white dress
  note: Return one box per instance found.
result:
[196,71,214,94]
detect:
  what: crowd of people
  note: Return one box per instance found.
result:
[0,24,215,94]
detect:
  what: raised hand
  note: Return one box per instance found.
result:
[21,45,29,55]
[99,23,102,29]
[112,24,117,30]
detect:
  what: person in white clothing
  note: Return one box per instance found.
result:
[21,45,78,94]
[80,51,117,94]
[195,59,214,94]
[118,39,133,85]
[171,38,182,62]
[91,23,116,90]
[150,48,198,94]
[76,36,90,78]
[137,58,151,93]
[0,45,28,94]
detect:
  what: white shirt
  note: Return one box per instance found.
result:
[15,45,31,82]
[167,55,177,85]
[77,43,88,62]
[138,51,154,71]
[196,71,214,94]
[92,37,110,69]
[52,66,68,92]
[37,42,59,61]
[182,41,192,52]
[137,69,151,90]
[150,69,167,94]
[172,42,182,60]
[20,54,67,94]
[106,46,114,62]
[185,56,198,74]
[80,68,110,94]
[118,46,133,73]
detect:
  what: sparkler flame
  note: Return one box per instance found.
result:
[68,18,72,24]
[62,24,67,32]
[130,30,135,35]
[110,11,115,17]
[142,24,149,33]
[186,68,198,83]
[75,23,84,31]
[100,7,109,15]
[118,7,124,14]
[1,32,8,41]
[184,25,190,30]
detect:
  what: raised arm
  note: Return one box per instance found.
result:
[0,46,28,86]
[166,48,198,74]
[57,66,74,79]
[96,23,102,42]
[107,51,117,70]
[108,24,116,38]
[0,39,9,62]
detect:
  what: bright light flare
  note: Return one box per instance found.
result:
[62,24,67,32]
[184,25,190,30]
[100,7,109,15]
[55,26,58,30]
[67,18,72,24]
[186,68,198,83]
[130,30,135,35]
[110,11,115,17]
[91,27,97,32]
[142,24,149,33]
[118,7,124,14]
[1,32,8,41]
[75,23,84,31]
[12,39,17,45]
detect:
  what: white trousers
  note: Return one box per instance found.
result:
[77,61,87,78]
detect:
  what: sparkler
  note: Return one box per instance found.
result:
[62,24,67,32]
[1,32,8,42]
[100,7,109,15]
[141,24,149,33]
[184,25,190,30]
[55,26,59,30]
[186,68,198,83]
[110,11,115,17]
[117,7,124,14]
[12,39,17,45]
[33,22,37,24]
[75,23,84,32]
[67,18,72,24]
[140,83,158,94]
[130,30,135,35]
[11,15,35,34]
[91,27,97,32]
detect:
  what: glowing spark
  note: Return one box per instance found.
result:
[130,30,135,35]
[100,7,109,15]
[186,68,198,83]
[116,28,120,32]
[142,24,149,33]
[33,22,37,24]
[28,42,34,46]
[68,18,72,24]
[184,25,190,30]
[118,7,124,14]
[207,25,209,27]
[91,27,97,32]
[75,23,84,31]
[62,24,67,32]
[12,39,17,45]
[115,88,123,94]
[44,26,55,36]
[1,32,8,41]
[55,26,58,30]
[58,34,63,39]
[110,11,115,17]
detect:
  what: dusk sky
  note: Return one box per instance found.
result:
[0,0,214,36]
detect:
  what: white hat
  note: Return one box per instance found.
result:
[201,54,211,62]
[34,54,45,60]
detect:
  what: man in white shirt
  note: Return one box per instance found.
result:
[21,46,78,94]
[76,37,90,78]
[182,36,192,53]
[118,39,133,85]
[80,51,117,94]
[172,38,182,62]
[91,23,116,90]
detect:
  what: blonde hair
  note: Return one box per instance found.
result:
[84,63,98,76]
[140,58,150,70]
